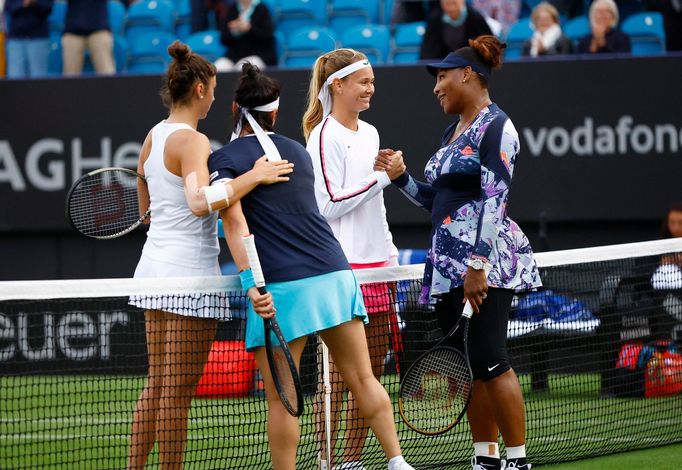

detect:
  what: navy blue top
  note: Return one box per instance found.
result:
[5,0,53,39]
[64,0,109,36]
[209,134,350,283]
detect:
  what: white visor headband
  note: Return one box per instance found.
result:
[317,59,371,118]
[231,98,281,161]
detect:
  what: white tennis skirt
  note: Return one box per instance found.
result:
[129,255,231,321]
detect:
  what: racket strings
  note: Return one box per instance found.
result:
[68,170,142,237]
[399,347,471,434]
[271,346,301,414]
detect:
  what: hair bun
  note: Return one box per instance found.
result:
[241,62,261,79]
[468,35,505,70]
[168,41,191,63]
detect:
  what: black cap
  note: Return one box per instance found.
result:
[425,51,491,79]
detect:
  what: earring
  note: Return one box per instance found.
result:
[462,79,467,84]
[200,95,204,99]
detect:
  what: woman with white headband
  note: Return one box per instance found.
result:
[302,49,405,470]
[209,63,413,470]
[127,42,292,469]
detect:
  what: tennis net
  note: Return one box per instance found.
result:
[1,239,681,469]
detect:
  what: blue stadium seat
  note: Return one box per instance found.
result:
[382,0,394,24]
[505,18,533,60]
[128,31,176,74]
[329,0,380,36]
[108,0,127,36]
[185,30,226,62]
[390,21,425,64]
[48,1,67,33]
[174,0,193,39]
[622,12,665,56]
[273,29,287,62]
[341,24,390,64]
[563,15,590,46]
[282,26,337,68]
[276,0,328,37]
[126,0,176,43]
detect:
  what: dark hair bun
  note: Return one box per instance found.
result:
[468,35,505,70]
[241,62,261,80]
[167,41,191,63]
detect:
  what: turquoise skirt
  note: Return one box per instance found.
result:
[245,269,368,351]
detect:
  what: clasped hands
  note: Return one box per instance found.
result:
[374,148,406,180]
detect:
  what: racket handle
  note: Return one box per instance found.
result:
[462,301,474,319]
[242,234,266,288]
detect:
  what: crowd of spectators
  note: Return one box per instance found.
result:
[1,0,680,79]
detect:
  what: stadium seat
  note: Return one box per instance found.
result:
[126,0,176,43]
[48,1,67,33]
[563,15,590,46]
[622,12,666,56]
[276,0,329,37]
[273,29,287,62]
[341,24,390,64]
[505,18,533,60]
[329,0,380,37]
[128,31,176,74]
[174,0,193,39]
[185,30,226,62]
[282,26,337,68]
[108,0,127,36]
[390,21,425,64]
[382,0,394,24]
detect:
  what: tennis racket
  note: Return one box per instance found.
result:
[398,300,476,435]
[66,167,149,239]
[242,234,304,417]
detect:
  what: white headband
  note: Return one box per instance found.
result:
[317,59,371,118]
[231,98,281,161]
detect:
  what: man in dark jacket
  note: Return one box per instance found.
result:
[419,0,492,60]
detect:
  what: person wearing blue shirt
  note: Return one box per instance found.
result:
[5,0,53,78]
[209,63,414,470]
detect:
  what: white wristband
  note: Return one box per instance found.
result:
[204,184,230,213]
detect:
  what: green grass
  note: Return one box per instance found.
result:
[1,373,680,469]
[542,443,682,469]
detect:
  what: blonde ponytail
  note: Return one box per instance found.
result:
[301,48,369,141]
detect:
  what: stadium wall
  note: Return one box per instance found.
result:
[1,56,681,280]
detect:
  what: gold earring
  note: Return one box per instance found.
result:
[200,95,204,99]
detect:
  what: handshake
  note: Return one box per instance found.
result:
[374,148,406,181]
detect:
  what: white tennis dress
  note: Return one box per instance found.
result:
[129,121,230,320]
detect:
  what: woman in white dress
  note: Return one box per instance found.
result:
[127,41,293,469]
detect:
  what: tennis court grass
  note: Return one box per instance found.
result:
[1,374,680,469]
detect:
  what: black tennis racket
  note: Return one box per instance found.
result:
[398,300,476,435]
[242,234,304,417]
[66,167,149,239]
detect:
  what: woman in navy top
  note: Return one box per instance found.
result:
[381,36,541,470]
[208,64,414,470]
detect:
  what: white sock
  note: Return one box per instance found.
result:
[474,442,500,459]
[506,444,526,460]
[388,455,406,469]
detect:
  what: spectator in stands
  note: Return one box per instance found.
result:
[191,0,230,33]
[216,0,276,71]
[644,0,682,50]
[4,0,53,78]
[420,0,492,60]
[522,2,573,57]
[576,0,631,54]
[0,2,5,77]
[379,36,542,470]
[472,0,521,38]
[392,0,440,24]
[61,0,115,75]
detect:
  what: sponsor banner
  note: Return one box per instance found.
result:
[1,56,681,230]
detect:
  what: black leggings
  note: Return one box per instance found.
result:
[434,287,514,382]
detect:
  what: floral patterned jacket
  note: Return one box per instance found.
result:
[392,103,542,303]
